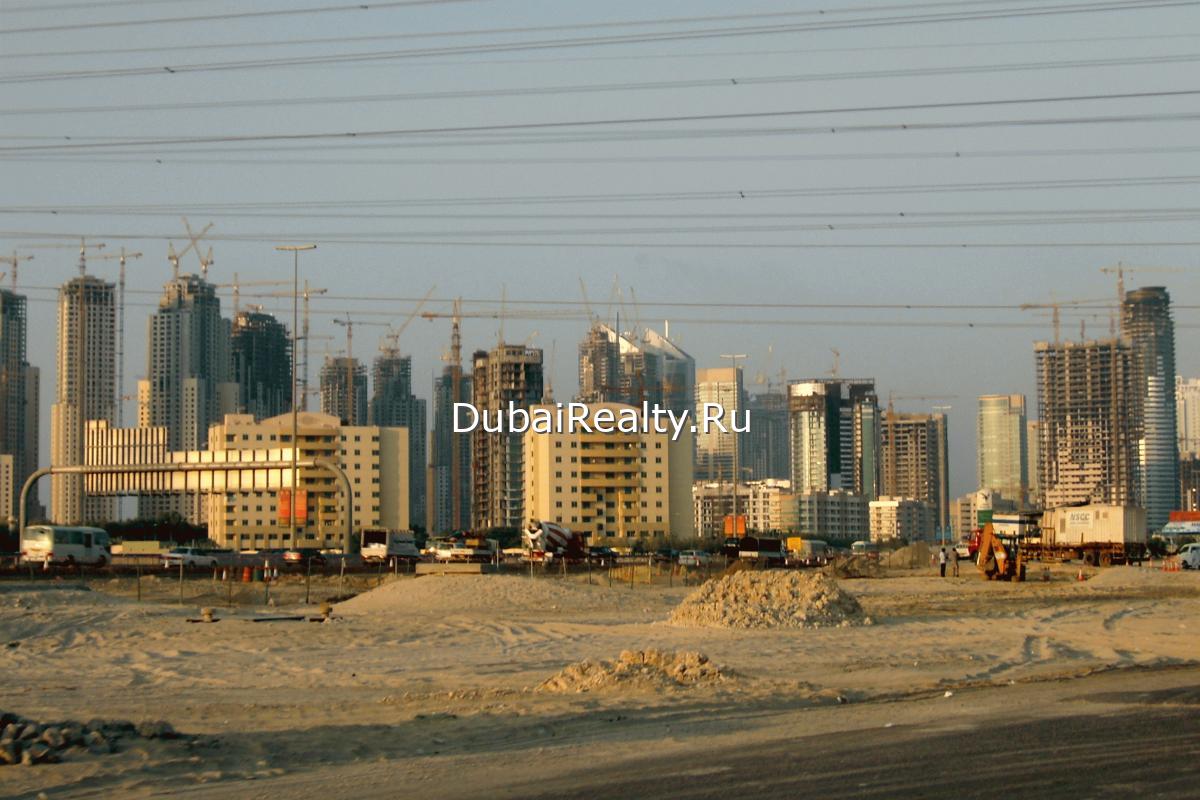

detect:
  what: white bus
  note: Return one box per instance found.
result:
[21,525,112,567]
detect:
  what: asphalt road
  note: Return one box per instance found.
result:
[519,682,1200,800]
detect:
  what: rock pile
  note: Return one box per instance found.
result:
[536,649,729,693]
[0,711,177,767]
[668,570,869,629]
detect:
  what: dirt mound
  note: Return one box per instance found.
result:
[823,555,881,579]
[337,574,616,616]
[536,649,729,693]
[1084,566,1200,589]
[882,542,932,569]
[668,571,869,629]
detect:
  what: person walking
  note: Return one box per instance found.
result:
[950,545,960,577]
[938,547,948,578]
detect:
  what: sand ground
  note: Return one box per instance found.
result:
[1,565,1198,798]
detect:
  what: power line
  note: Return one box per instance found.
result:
[11,144,1200,167]
[4,211,1199,233]
[7,230,1200,249]
[6,174,1192,210]
[0,0,488,35]
[5,52,1198,117]
[5,88,1200,152]
[3,0,1194,80]
[0,1,1053,46]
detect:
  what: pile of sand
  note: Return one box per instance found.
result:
[882,542,932,569]
[823,555,881,579]
[1083,566,1200,590]
[536,649,728,693]
[337,574,613,616]
[668,571,868,629]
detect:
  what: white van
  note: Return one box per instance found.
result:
[21,525,111,567]
[1179,542,1200,570]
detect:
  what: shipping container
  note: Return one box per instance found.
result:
[1041,505,1147,546]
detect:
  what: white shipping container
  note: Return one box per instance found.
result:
[1042,505,1147,546]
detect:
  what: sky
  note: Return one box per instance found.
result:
[3,0,1200,509]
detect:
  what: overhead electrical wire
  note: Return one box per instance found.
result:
[5,52,1198,117]
[7,230,1200,249]
[2,0,1195,81]
[7,174,1192,211]
[0,0,489,35]
[5,88,1200,152]
[14,144,1200,168]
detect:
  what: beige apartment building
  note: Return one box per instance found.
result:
[523,402,693,547]
[692,479,797,539]
[85,412,408,551]
[869,496,935,542]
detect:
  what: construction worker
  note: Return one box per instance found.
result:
[950,546,960,577]
[938,547,948,578]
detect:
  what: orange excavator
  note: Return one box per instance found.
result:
[975,522,1027,582]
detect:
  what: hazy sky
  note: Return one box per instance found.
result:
[4,0,1200,507]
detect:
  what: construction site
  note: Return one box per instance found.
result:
[3,553,1199,797]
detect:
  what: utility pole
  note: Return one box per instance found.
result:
[720,354,746,536]
[276,244,316,547]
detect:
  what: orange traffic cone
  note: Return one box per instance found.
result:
[1077,566,1086,582]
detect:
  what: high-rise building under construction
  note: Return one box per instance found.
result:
[881,410,949,531]
[1034,338,1136,509]
[230,309,291,421]
[471,343,543,530]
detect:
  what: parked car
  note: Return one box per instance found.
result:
[587,546,617,566]
[162,547,219,569]
[678,550,713,567]
[283,548,326,567]
[654,548,680,564]
[1180,542,1200,569]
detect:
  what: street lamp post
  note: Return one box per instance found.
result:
[276,244,316,548]
[720,354,747,536]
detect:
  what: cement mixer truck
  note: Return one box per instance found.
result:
[523,520,586,564]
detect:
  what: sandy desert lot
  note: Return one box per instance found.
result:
[2,565,1199,798]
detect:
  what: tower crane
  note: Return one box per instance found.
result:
[1019,297,1111,343]
[0,251,33,291]
[379,286,435,357]
[332,313,389,422]
[24,238,106,275]
[91,248,143,427]
[213,273,292,314]
[1100,263,1187,334]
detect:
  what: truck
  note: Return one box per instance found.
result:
[522,520,586,564]
[1030,505,1148,566]
[723,535,785,565]
[360,529,421,564]
[431,532,498,563]
[785,537,828,567]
